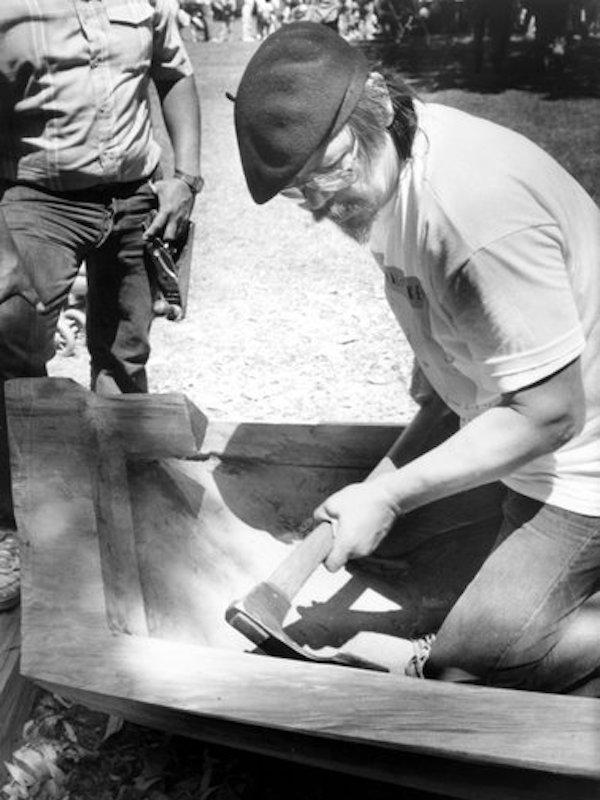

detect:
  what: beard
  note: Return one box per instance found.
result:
[312,199,380,243]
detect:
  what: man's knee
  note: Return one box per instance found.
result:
[426,592,574,691]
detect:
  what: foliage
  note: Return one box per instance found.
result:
[2,692,445,800]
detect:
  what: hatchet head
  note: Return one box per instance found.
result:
[226,580,388,672]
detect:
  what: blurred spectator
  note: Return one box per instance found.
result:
[181,0,213,41]
[373,0,406,39]
[256,0,281,36]
[528,0,571,70]
[305,0,343,30]
[212,0,237,39]
[242,0,258,40]
[283,0,312,21]
[471,0,515,73]
[338,0,362,38]
[584,0,600,35]
[360,1,383,37]
[438,0,469,36]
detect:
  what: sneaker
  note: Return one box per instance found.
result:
[0,531,20,612]
[405,633,436,679]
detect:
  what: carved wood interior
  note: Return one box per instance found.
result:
[5,378,599,799]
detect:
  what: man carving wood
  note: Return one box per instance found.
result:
[231,22,600,694]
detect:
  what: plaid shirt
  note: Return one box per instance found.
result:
[0,0,193,190]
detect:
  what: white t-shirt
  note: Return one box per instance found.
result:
[370,100,600,515]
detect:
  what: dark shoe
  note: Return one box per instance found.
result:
[0,531,20,612]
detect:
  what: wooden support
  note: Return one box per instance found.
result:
[3,378,600,800]
[90,437,149,636]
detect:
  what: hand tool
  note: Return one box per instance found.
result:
[225,443,403,671]
[144,221,194,321]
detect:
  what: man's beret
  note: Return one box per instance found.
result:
[232,22,369,204]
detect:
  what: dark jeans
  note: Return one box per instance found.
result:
[0,177,158,520]
[426,489,600,695]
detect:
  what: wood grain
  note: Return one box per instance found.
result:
[24,629,600,785]
[4,377,599,800]
[33,674,600,800]
[90,436,148,636]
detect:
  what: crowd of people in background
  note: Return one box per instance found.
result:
[173,0,600,51]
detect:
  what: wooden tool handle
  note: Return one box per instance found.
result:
[265,521,334,602]
[253,428,412,603]
[263,441,406,604]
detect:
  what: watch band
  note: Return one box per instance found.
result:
[174,169,205,195]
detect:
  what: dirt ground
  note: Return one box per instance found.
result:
[49,32,418,426]
[14,23,600,800]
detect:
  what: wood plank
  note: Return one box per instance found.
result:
[33,679,600,800]
[4,378,600,799]
[0,608,38,779]
[90,436,148,636]
[199,420,401,469]
[22,628,600,783]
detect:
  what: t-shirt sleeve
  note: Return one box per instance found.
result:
[442,224,585,394]
[151,0,194,82]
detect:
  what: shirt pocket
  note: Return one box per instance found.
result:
[106,1,154,25]
[105,1,154,69]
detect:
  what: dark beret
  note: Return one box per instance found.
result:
[232,22,369,204]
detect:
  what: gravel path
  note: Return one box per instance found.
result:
[49,34,417,426]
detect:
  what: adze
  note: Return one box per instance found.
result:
[225,442,406,672]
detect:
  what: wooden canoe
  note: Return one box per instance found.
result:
[4,377,600,799]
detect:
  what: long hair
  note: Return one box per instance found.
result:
[346,72,418,165]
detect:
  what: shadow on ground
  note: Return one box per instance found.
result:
[361,35,600,99]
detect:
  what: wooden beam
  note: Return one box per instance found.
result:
[33,678,600,800]
[23,629,600,794]
[89,436,149,636]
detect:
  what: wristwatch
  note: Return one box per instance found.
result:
[174,169,205,195]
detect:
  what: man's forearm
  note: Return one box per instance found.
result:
[376,359,584,514]
[377,402,577,515]
[157,74,201,175]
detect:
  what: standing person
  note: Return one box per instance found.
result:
[255,0,279,38]
[230,22,600,694]
[529,0,571,70]
[242,0,258,40]
[212,0,237,40]
[0,0,203,611]
[471,0,515,73]
[182,0,213,41]
[306,0,342,30]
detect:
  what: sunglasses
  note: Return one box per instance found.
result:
[281,134,359,199]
